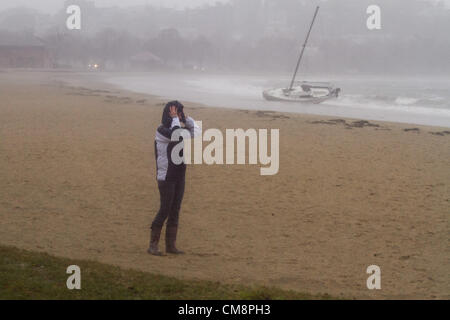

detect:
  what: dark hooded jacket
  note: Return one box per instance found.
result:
[154,101,200,181]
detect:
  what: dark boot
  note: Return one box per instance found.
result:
[165,225,184,254]
[147,226,164,256]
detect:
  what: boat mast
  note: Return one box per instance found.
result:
[288,6,320,92]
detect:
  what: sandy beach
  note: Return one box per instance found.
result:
[0,71,449,299]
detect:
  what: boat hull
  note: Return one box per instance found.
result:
[263,85,340,104]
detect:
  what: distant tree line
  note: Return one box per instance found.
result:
[0,0,448,74]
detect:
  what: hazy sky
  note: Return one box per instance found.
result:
[0,0,448,13]
[0,0,230,13]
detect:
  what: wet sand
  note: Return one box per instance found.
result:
[0,71,449,299]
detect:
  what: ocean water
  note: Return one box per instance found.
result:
[106,72,450,128]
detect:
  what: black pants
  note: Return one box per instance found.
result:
[151,179,185,229]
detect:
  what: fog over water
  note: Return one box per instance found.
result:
[1,0,449,126]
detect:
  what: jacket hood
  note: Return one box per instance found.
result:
[161,100,185,128]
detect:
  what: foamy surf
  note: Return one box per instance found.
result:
[322,94,450,116]
[106,73,450,128]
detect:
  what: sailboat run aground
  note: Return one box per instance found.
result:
[263,6,341,104]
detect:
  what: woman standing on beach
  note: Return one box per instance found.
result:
[148,101,200,256]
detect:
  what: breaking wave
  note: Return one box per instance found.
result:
[323,93,450,116]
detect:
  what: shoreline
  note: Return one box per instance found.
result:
[96,72,450,131]
[1,71,449,299]
[3,69,450,129]
[102,71,450,129]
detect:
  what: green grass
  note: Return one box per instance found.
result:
[0,245,333,300]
